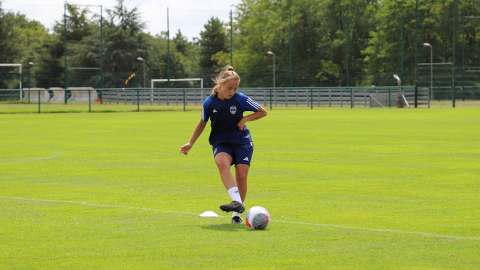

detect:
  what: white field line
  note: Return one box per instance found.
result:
[275,220,480,241]
[0,196,194,215]
[1,196,479,241]
[8,152,62,163]
[0,148,62,164]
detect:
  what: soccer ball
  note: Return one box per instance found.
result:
[245,206,270,230]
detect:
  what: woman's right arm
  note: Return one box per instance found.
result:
[180,119,207,155]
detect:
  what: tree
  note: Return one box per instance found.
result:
[36,33,64,88]
[199,17,229,74]
[218,0,378,87]
[95,0,148,87]
[173,30,189,56]
[0,4,20,89]
[0,7,52,88]
[363,0,428,86]
[147,31,197,88]
[105,0,145,35]
[0,3,18,64]
[64,3,95,42]
[50,4,100,87]
[320,0,378,86]
[363,0,480,86]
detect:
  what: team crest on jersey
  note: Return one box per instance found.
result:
[230,106,236,114]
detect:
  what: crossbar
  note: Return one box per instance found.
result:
[418,62,453,66]
[151,78,203,89]
[0,63,22,67]
[67,67,101,70]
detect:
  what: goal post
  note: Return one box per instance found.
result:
[151,78,204,89]
[0,63,23,99]
[418,62,453,102]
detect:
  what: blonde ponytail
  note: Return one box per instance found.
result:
[211,65,241,95]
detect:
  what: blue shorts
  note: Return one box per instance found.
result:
[213,142,254,166]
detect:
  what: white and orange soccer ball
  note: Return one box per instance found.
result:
[245,206,270,230]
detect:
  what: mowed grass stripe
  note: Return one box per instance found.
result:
[2,195,479,241]
[1,108,479,269]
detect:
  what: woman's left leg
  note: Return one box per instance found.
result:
[235,164,250,203]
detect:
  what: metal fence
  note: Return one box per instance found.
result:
[0,86,442,113]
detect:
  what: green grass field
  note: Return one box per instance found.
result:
[1,108,479,269]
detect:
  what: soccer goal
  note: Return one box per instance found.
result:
[150,78,204,89]
[418,62,453,103]
[0,63,23,100]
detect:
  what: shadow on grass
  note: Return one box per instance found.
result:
[198,224,249,232]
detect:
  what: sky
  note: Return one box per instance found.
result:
[2,0,243,41]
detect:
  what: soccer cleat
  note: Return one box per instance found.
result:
[231,216,243,225]
[220,201,245,213]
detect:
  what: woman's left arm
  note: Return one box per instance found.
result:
[237,106,267,131]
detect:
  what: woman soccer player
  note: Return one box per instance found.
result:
[180,66,267,225]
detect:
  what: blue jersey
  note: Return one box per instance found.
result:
[202,92,261,146]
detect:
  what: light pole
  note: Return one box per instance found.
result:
[267,51,275,88]
[137,57,145,88]
[423,43,433,106]
[29,62,36,88]
[393,74,404,108]
[267,51,275,110]
[192,37,199,59]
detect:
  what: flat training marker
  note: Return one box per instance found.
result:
[200,211,219,217]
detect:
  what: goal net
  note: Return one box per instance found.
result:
[0,64,22,88]
[0,64,23,100]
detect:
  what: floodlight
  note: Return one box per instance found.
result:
[29,62,36,88]
[423,43,433,107]
[137,57,145,88]
[393,74,401,84]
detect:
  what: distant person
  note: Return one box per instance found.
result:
[180,66,267,225]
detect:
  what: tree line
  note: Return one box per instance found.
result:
[0,0,227,89]
[1,0,479,89]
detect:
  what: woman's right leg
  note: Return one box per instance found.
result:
[214,152,236,190]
